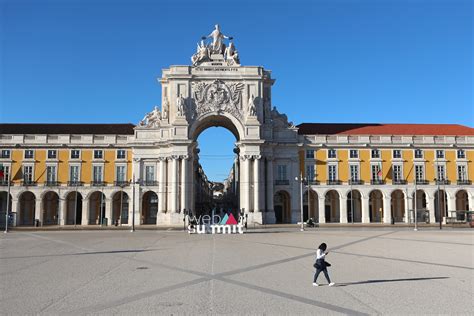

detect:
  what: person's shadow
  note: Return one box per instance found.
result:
[336,276,448,287]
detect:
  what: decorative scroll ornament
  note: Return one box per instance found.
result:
[192,80,244,120]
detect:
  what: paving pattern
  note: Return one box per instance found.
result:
[1,228,473,315]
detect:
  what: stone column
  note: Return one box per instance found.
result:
[170,156,179,213]
[60,198,67,226]
[266,158,274,214]
[240,156,250,213]
[181,156,188,212]
[318,196,326,224]
[12,198,18,226]
[383,196,392,224]
[254,156,261,212]
[82,197,89,225]
[158,158,167,213]
[133,182,141,226]
[404,189,410,223]
[361,196,370,223]
[340,196,348,223]
[447,195,455,214]
[35,198,42,225]
[105,198,112,226]
[428,195,436,223]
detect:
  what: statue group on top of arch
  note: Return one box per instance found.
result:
[139,98,170,127]
[191,24,240,66]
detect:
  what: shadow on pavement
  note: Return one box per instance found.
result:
[336,276,449,286]
[0,248,169,260]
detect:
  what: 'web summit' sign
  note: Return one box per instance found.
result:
[187,213,244,234]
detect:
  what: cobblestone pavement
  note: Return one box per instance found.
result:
[1,228,472,315]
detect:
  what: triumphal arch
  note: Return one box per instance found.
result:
[133,25,300,225]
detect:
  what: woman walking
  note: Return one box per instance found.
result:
[313,243,335,286]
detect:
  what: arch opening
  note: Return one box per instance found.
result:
[113,191,129,225]
[274,190,291,223]
[325,190,340,223]
[66,191,82,225]
[347,190,362,223]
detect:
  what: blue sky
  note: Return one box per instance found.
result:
[1,0,472,181]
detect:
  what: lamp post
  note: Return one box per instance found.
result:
[295,173,305,232]
[131,174,136,232]
[4,166,11,233]
[73,170,78,227]
[414,173,418,231]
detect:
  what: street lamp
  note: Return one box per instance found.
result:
[295,173,305,232]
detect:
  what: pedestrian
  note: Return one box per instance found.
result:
[313,243,335,287]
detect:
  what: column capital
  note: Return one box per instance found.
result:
[253,155,262,160]
[157,156,167,161]
[179,155,189,160]
[240,155,253,161]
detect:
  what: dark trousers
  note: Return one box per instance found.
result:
[313,268,331,283]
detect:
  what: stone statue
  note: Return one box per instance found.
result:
[139,106,161,127]
[248,94,257,117]
[207,24,229,54]
[191,40,210,66]
[162,98,169,120]
[176,95,186,116]
[225,42,240,66]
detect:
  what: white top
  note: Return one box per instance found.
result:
[316,249,326,260]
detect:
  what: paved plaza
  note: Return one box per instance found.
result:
[1,228,473,315]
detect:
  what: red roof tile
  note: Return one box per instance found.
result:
[297,123,474,136]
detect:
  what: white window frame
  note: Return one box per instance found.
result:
[392,149,402,159]
[371,149,381,159]
[47,149,58,160]
[435,163,446,181]
[115,164,127,183]
[305,164,315,181]
[414,149,424,159]
[1,164,11,182]
[93,150,104,160]
[92,164,104,183]
[415,164,425,182]
[1,149,11,159]
[46,164,58,183]
[436,150,445,159]
[24,149,35,160]
[328,164,338,181]
[392,164,403,182]
[144,165,155,182]
[69,164,81,182]
[305,149,315,159]
[371,164,382,181]
[349,164,359,181]
[457,149,466,160]
[23,164,34,183]
[456,164,468,181]
[70,149,81,160]
[277,165,288,181]
[349,149,359,159]
[327,149,337,159]
[116,149,126,160]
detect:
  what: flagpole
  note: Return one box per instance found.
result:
[5,167,11,233]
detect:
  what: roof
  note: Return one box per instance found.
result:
[0,123,136,135]
[296,123,474,136]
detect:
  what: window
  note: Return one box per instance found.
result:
[93,166,103,183]
[305,149,314,159]
[349,165,359,181]
[371,149,380,159]
[116,166,126,182]
[371,164,382,180]
[145,165,155,182]
[0,166,10,181]
[24,150,34,159]
[349,150,358,159]
[393,150,402,159]
[328,165,337,181]
[436,150,445,159]
[393,165,402,182]
[415,165,424,181]
[436,165,445,181]
[1,150,10,159]
[46,166,56,182]
[94,150,103,159]
[457,165,467,181]
[328,149,337,159]
[117,150,126,159]
[277,165,287,180]
[306,165,315,181]
[414,149,423,159]
[457,149,466,159]
[71,150,80,159]
[23,165,33,182]
[47,150,57,159]
[69,165,80,182]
